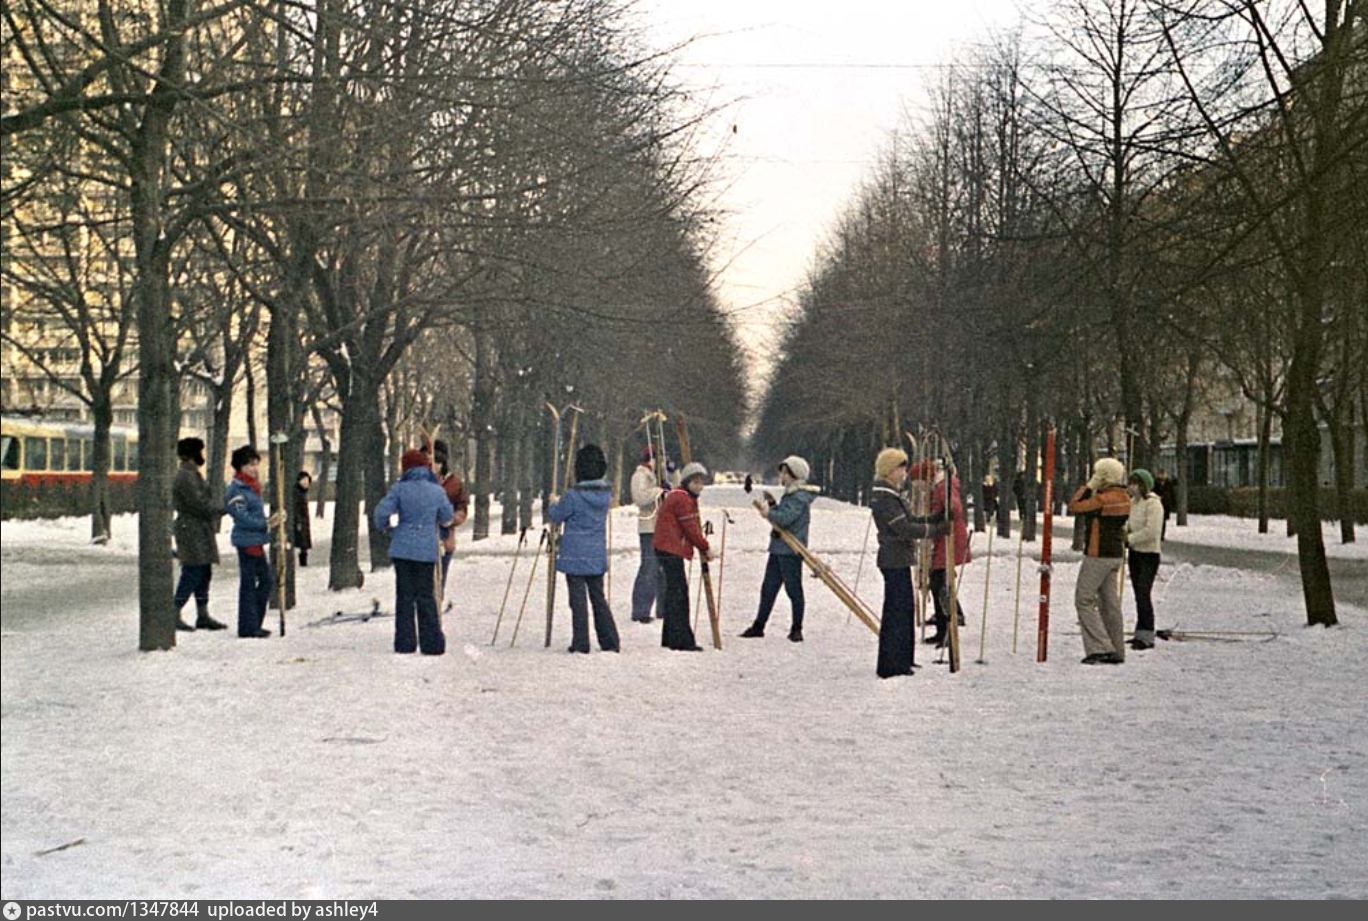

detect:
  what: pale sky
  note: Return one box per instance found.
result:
[636,0,1024,392]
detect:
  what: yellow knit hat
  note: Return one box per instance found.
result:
[874,447,908,481]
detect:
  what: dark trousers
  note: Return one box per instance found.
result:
[174,563,212,613]
[236,549,272,636]
[753,554,804,631]
[298,548,309,567]
[657,551,699,650]
[1129,550,1161,636]
[394,558,444,654]
[877,567,916,677]
[440,551,454,596]
[928,567,964,632]
[631,533,663,620]
[566,574,620,652]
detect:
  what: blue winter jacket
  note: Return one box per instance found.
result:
[548,479,612,576]
[225,475,270,548]
[373,467,454,563]
[765,485,819,556]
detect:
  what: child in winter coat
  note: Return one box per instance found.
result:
[910,459,971,648]
[741,455,819,642]
[373,449,454,655]
[1125,469,1164,650]
[224,444,280,638]
[652,462,713,651]
[547,444,621,653]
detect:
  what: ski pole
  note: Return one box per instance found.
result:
[977,524,994,663]
[510,528,547,647]
[1011,526,1025,654]
[269,432,290,637]
[491,528,528,645]
[849,513,874,626]
[717,511,733,622]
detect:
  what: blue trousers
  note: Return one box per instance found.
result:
[631,532,663,620]
[174,563,212,612]
[236,549,272,636]
[395,558,445,655]
[753,554,804,631]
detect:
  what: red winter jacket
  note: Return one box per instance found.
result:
[651,488,710,560]
[929,475,971,571]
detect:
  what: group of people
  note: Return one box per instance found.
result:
[170,432,1167,677]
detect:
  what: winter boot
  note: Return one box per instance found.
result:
[195,603,227,631]
[739,624,765,638]
[176,617,196,632]
[788,627,804,643]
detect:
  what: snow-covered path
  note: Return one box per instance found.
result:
[3,488,1366,898]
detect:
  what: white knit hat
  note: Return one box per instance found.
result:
[779,455,810,482]
[1089,457,1126,490]
[679,462,708,485]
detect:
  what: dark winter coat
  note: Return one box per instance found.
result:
[652,488,710,560]
[1067,485,1131,559]
[173,461,222,566]
[225,473,270,549]
[548,479,612,575]
[870,480,945,570]
[764,484,819,556]
[292,484,312,550]
[373,466,455,563]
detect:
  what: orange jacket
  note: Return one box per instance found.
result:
[651,488,710,560]
[1067,485,1131,558]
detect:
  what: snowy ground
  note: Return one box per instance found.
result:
[2,487,1366,898]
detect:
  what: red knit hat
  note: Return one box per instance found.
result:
[401,448,430,472]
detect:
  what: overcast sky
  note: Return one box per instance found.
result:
[636,0,1024,391]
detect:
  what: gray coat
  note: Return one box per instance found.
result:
[174,462,222,566]
[870,480,944,570]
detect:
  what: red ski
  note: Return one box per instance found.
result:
[1036,426,1056,663]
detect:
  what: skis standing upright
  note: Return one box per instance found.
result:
[545,403,582,647]
[1036,425,1057,662]
[673,414,721,647]
[942,439,962,673]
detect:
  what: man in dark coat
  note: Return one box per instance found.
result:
[293,471,313,566]
[1153,469,1177,538]
[172,437,227,631]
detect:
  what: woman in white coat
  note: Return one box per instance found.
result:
[1126,469,1164,649]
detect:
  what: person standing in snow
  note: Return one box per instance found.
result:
[982,474,999,522]
[172,437,227,632]
[1126,469,1164,650]
[292,471,313,567]
[547,444,621,653]
[430,439,470,596]
[740,455,819,643]
[870,448,949,678]
[1066,457,1132,664]
[224,445,280,638]
[652,462,712,651]
[911,459,971,648]
[629,445,667,623]
[373,449,454,655]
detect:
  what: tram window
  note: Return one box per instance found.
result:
[127,440,138,471]
[66,439,81,471]
[82,439,94,472]
[1,436,19,471]
[50,438,66,470]
[113,438,127,472]
[25,437,48,471]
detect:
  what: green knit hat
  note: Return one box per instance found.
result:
[1130,468,1154,493]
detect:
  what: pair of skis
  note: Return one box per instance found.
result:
[544,402,582,648]
[673,413,722,650]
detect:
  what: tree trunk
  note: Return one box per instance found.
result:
[1023,396,1039,542]
[89,393,114,543]
[470,324,495,541]
[363,392,391,570]
[311,402,331,519]
[501,403,521,535]
[1175,409,1191,527]
[266,302,298,611]
[996,420,1013,538]
[519,418,535,533]
[1328,406,1356,544]
[1257,400,1273,534]
[328,373,378,590]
